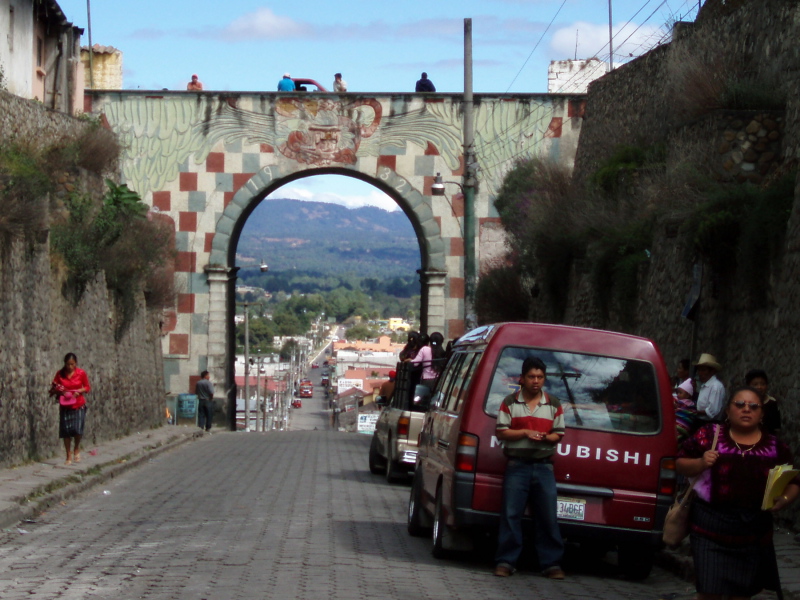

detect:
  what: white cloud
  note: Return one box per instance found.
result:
[550,21,666,63]
[223,8,311,40]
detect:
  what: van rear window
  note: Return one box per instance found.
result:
[485,347,660,434]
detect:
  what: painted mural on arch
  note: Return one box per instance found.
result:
[95,93,580,199]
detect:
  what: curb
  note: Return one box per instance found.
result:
[0,430,201,530]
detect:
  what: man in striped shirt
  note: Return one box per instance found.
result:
[493,356,566,580]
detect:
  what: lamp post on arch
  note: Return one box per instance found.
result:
[234,260,269,431]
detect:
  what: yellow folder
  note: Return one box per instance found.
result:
[762,464,799,510]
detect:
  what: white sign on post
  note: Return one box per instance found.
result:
[357,413,379,434]
[338,378,365,392]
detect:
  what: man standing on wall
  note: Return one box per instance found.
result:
[186,74,203,91]
[493,356,566,580]
[333,73,348,92]
[277,73,295,92]
[195,371,215,432]
[415,72,436,92]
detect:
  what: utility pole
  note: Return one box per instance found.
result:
[463,17,477,331]
[608,0,614,72]
[86,0,94,89]
[236,302,251,432]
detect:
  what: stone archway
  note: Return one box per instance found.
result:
[203,164,449,418]
[86,90,586,421]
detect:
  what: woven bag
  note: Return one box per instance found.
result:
[662,424,719,547]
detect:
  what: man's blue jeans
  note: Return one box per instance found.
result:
[495,459,564,570]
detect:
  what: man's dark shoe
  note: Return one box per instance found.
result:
[493,564,514,577]
[542,566,565,580]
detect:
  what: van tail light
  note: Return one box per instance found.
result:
[659,457,677,495]
[455,432,479,472]
[397,416,410,438]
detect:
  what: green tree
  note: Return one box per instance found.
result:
[346,324,381,340]
[280,339,299,361]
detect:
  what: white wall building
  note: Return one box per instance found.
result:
[0,0,84,113]
[548,58,607,94]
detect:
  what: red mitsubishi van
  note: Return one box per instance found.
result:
[407,323,678,579]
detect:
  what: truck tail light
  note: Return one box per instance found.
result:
[659,457,677,495]
[455,432,479,472]
[397,416,410,437]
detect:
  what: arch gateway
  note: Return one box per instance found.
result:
[86,90,585,421]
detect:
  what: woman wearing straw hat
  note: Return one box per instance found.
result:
[695,353,726,422]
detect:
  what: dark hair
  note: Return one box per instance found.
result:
[429,332,446,373]
[200,370,209,378]
[418,332,430,347]
[421,72,428,78]
[335,73,342,78]
[521,356,547,377]
[727,386,764,407]
[744,369,768,385]
[399,331,421,360]
[680,359,691,371]
[60,352,78,377]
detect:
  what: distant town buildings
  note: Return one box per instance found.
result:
[387,317,412,332]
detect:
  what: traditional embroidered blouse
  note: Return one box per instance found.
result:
[679,423,795,509]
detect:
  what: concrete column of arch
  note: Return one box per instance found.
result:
[420,270,447,335]
[204,265,235,421]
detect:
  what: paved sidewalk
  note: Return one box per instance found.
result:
[1,424,799,598]
[0,424,202,530]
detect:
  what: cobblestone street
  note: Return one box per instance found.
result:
[0,400,711,600]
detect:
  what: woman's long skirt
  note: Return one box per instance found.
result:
[59,406,86,438]
[690,498,781,597]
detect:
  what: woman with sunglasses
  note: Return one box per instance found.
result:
[677,387,800,600]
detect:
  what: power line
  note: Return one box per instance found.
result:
[476,0,664,156]
[505,0,569,93]
[475,0,681,167]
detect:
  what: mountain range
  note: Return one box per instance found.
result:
[235,199,420,279]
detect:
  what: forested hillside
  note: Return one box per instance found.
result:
[236,199,419,279]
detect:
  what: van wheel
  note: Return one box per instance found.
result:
[368,434,386,474]
[618,543,654,580]
[432,489,451,559]
[408,470,431,537]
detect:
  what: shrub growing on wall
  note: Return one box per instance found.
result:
[494,158,586,320]
[687,173,796,306]
[474,264,531,324]
[51,179,175,338]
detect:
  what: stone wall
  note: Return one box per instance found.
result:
[0,92,167,468]
[0,89,88,148]
[574,0,800,181]
[553,0,800,525]
[566,0,800,385]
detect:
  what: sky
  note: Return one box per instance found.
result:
[56,0,702,211]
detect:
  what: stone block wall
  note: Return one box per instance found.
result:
[550,0,800,526]
[0,92,167,468]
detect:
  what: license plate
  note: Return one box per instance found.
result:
[557,497,586,521]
